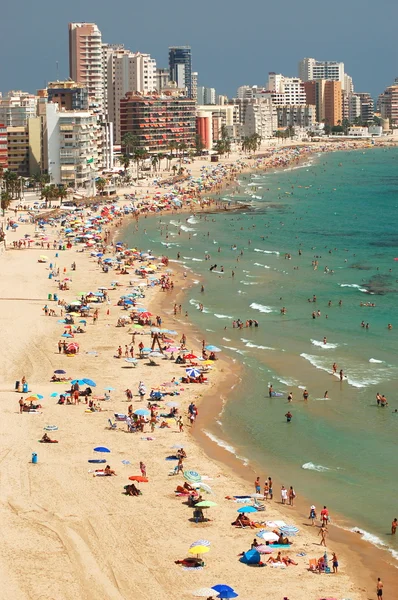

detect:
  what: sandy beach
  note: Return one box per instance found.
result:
[0,141,397,600]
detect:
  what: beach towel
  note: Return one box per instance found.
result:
[182,567,204,571]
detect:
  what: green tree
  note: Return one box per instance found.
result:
[195,134,205,156]
[341,118,350,135]
[119,154,130,174]
[122,133,138,156]
[151,155,159,173]
[4,171,18,198]
[96,177,107,195]
[58,185,68,203]
[1,191,12,215]
[132,148,147,178]
[214,139,226,156]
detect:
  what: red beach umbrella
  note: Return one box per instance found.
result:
[129,476,148,483]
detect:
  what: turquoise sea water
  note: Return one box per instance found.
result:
[122,147,398,562]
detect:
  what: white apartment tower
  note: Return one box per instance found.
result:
[267,73,306,105]
[113,52,157,143]
[69,23,104,112]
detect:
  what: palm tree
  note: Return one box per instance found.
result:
[4,171,18,198]
[151,155,159,173]
[214,139,226,156]
[96,178,107,195]
[42,184,59,207]
[1,191,12,215]
[119,154,130,174]
[58,185,68,204]
[171,165,178,177]
[157,153,166,172]
[132,148,147,178]
[122,133,138,156]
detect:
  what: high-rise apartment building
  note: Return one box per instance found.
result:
[243,98,277,139]
[112,51,157,144]
[169,46,192,98]
[378,78,398,124]
[299,58,345,84]
[197,87,216,105]
[120,93,196,152]
[0,124,7,169]
[68,23,104,112]
[156,68,170,92]
[267,73,306,105]
[191,72,198,101]
[0,91,38,127]
[6,117,42,177]
[357,92,374,123]
[47,81,89,111]
[304,80,342,125]
[45,102,101,189]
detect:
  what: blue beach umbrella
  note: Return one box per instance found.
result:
[240,548,261,565]
[184,470,201,483]
[125,358,138,363]
[217,591,238,599]
[104,386,115,391]
[54,369,66,374]
[83,378,96,387]
[186,367,201,378]
[141,348,152,353]
[57,319,67,324]
[62,333,73,338]
[71,379,86,386]
[93,446,111,453]
[134,408,150,416]
[50,392,61,397]
[212,586,235,594]
[205,345,221,352]
[237,505,258,513]
[136,307,148,313]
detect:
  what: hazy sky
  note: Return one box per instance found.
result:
[1,0,396,98]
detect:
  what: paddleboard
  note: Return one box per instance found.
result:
[270,392,284,397]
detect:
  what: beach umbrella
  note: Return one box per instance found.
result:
[79,320,87,326]
[125,357,138,363]
[141,348,152,353]
[205,345,221,352]
[212,586,234,594]
[184,353,197,360]
[71,379,86,386]
[188,546,210,555]
[54,370,66,374]
[184,470,201,483]
[170,444,185,449]
[256,545,274,554]
[93,446,111,453]
[50,392,61,397]
[149,351,163,358]
[192,588,217,597]
[195,501,217,508]
[251,493,265,499]
[167,330,178,335]
[129,475,148,482]
[216,592,238,599]
[62,333,73,338]
[104,386,115,391]
[256,530,279,542]
[240,548,261,565]
[83,378,96,387]
[165,401,180,408]
[57,319,67,324]
[186,367,201,378]
[190,539,211,548]
[280,525,299,535]
[237,506,257,513]
[134,408,150,416]
[66,342,79,353]
[25,394,43,401]
[198,482,213,494]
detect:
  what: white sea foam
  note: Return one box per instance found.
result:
[187,216,199,224]
[251,195,262,200]
[203,430,249,466]
[254,248,280,255]
[300,353,383,389]
[339,283,368,293]
[243,341,274,350]
[348,528,398,564]
[189,299,210,313]
[222,337,231,342]
[311,339,339,349]
[302,462,331,472]
[214,313,233,319]
[250,302,274,313]
[253,262,271,269]
[369,358,383,363]
[237,290,247,294]
[276,376,300,386]
[169,220,180,227]
[180,225,196,232]
[240,281,259,285]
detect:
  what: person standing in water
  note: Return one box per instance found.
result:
[285,411,292,423]
[269,384,273,398]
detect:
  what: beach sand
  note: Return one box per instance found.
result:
[1,141,397,599]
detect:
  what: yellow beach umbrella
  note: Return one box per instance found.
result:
[188,546,210,555]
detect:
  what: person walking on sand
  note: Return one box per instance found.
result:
[332,552,338,573]
[19,397,24,414]
[318,525,327,546]
[255,477,261,494]
[139,461,146,477]
[281,485,288,504]
[309,505,316,525]
[377,578,383,599]
[177,416,184,432]
[288,486,296,506]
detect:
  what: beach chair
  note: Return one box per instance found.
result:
[308,558,318,572]
[108,419,117,430]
